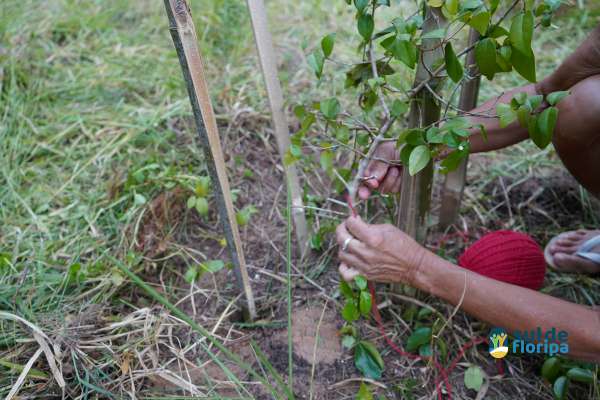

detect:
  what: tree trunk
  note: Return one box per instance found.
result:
[397,7,446,242]
[438,28,481,230]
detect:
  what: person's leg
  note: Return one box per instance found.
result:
[552,74,600,198]
[545,74,600,273]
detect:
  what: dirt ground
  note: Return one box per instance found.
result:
[117,113,599,400]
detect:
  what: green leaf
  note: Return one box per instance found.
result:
[354,275,368,290]
[391,99,409,117]
[359,341,385,370]
[553,376,568,400]
[566,367,594,384]
[426,127,444,143]
[342,335,356,349]
[509,11,536,82]
[534,106,558,149]
[547,91,569,106]
[290,143,302,157]
[359,290,372,316]
[516,104,531,127]
[195,197,209,216]
[541,357,562,383]
[357,382,374,400]
[419,344,433,357]
[408,145,431,176]
[184,266,198,283]
[464,365,484,391]
[406,327,432,352]
[428,0,444,7]
[381,35,417,69]
[440,144,469,172]
[358,14,375,40]
[320,150,334,176]
[196,176,211,197]
[283,149,298,166]
[461,0,482,10]
[320,97,340,120]
[510,12,534,55]
[340,280,355,300]
[307,51,324,79]
[511,47,536,82]
[335,125,350,143]
[475,38,497,80]
[443,116,470,130]
[202,259,225,273]
[355,342,383,379]
[489,25,509,38]
[342,301,360,322]
[444,42,463,83]
[236,205,257,226]
[321,33,336,58]
[496,45,512,72]
[445,0,459,14]
[496,103,517,128]
[468,10,490,35]
[400,144,414,165]
[354,0,369,13]
[421,28,446,39]
[527,94,544,109]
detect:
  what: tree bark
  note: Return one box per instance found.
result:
[438,28,481,230]
[397,6,446,242]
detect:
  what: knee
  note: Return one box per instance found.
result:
[554,75,600,144]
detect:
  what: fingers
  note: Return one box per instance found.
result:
[379,167,401,194]
[336,222,368,255]
[364,159,388,189]
[345,215,373,244]
[339,263,360,282]
[358,185,371,200]
[339,250,369,274]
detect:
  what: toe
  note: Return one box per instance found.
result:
[553,252,600,274]
[550,244,577,255]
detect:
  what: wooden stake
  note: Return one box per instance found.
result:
[397,7,446,242]
[246,0,309,256]
[438,29,481,230]
[163,0,256,320]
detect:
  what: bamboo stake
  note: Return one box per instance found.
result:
[246,0,309,256]
[163,0,256,321]
[438,29,481,230]
[397,7,446,242]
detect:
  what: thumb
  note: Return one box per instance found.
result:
[346,215,372,243]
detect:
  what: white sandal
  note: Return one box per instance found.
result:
[544,231,600,272]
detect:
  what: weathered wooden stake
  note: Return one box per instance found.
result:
[164,0,256,320]
[438,28,481,230]
[246,0,309,256]
[397,7,446,243]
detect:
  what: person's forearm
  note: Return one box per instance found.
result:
[465,84,537,153]
[413,251,600,361]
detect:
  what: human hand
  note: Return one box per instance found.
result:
[335,215,427,284]
[357,142,402,200]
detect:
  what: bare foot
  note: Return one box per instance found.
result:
[546,230,600,274]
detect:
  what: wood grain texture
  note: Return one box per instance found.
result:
[246,0,309,256]
[164,0,256,320]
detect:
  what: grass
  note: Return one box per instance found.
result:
[1,0,599,398]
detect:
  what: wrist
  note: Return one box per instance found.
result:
[411,249,450,297]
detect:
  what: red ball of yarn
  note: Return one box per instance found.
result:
[458,230,546,290]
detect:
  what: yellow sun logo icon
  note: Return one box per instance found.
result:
[489,328,509,359]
